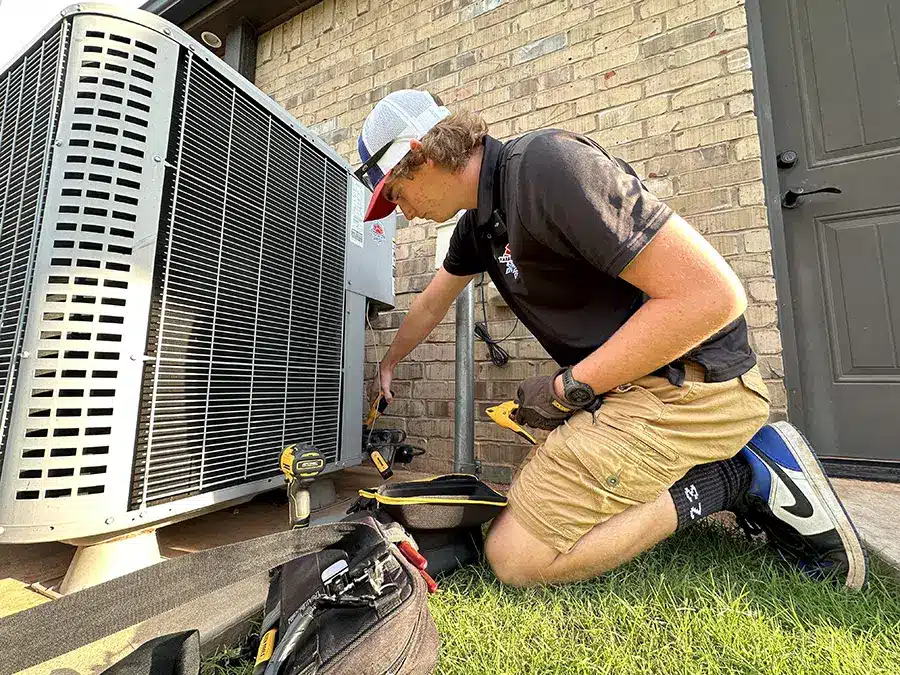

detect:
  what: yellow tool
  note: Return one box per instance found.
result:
[486,401,536,445]
[365,390,390,428]
[279,444,326,529]
[364,391,394,479]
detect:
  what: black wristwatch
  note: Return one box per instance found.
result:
[561,367,595,406]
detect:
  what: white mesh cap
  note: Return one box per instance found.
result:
[358,89,451,189]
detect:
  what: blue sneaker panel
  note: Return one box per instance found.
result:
[748,425,802,471]
[739,444,772,500]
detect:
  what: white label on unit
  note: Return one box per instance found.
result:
[349,181,365,248]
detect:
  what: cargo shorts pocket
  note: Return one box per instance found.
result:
[564,418,680,505]
[739,367,771,403]
[600,382,666,424]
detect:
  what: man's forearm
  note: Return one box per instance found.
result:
[566,296,742,396]
[381,295,445,370]
[380,268,477,374]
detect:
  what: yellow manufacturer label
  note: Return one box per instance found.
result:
[372,451,389,472]
[551,400,572,412]
[255,628,277,666]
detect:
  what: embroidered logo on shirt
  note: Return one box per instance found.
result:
[498,244,519,280]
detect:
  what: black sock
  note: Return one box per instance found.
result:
[669,455,752,530]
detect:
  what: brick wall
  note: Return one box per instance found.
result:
[255,0,787,482]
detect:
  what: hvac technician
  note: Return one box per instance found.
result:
[354,90,866,590]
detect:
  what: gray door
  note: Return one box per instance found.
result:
[760,0,900,462]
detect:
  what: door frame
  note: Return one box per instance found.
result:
[743,0,897,481]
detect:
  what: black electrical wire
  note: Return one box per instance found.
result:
[475,273,518,367]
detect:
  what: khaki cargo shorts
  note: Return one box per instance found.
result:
[506,362,771,554]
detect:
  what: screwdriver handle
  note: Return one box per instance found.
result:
[398,541,427,570]
[419,568,438,594]
[368,448,394,480]
[365,390,393,427]
[253,628,277,675]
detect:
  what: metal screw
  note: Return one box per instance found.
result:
[130,354,137,361]
[188,44,195,51]
[54,139,62,147]
[22,351,30,358]
[105,517,114,525]
[163,28,172,36]
[154,155,162,162]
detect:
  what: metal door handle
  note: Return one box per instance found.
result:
[781,186,842,209]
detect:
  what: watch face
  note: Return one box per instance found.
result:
[568,387,593,405]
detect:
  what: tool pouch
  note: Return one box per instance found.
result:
[347,474,507,577]
[257,516,439,675]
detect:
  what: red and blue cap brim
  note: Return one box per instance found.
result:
[358,135,397,222]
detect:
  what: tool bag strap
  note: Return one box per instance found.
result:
[0,521,361,673]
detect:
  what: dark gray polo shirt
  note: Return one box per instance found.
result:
[442,130,756,385]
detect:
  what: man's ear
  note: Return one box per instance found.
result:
[408,138,434,169]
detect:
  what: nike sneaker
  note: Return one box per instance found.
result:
[735,421,868,590]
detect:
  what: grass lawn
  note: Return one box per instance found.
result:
[202,522,900,675]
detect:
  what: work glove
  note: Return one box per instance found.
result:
[514,367,585,431]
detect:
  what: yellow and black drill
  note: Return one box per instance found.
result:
[279,444,326,529]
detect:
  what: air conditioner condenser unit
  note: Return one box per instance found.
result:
[0,3,395,565]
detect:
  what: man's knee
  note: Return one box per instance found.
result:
[484,509,557,587]
[484,531,527,587]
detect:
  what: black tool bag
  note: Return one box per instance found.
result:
[349,474,507,578]
[0,520,439,675]
[256,516,439,675]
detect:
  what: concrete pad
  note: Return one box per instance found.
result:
[0,579,49,618]
[832,478,900,571]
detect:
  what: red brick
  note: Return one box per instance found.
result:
[477,361,536,381]
[394,362,424,380]
[408,418,453,437]
[488,381,520,400]
[412,380,454,399]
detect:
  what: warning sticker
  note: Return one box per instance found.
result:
[349,181,365,248]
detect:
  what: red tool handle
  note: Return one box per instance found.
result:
[419,568,439,594]
[397,541,437,592]
[398,541,427,570]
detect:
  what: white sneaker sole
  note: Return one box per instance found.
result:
[770,421,868,590]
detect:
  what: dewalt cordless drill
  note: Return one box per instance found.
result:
[279,444,326,529]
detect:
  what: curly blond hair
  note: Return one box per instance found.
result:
[386,107,488,184]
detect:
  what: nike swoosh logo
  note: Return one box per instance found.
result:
[748,441,814,519]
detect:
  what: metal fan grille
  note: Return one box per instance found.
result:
[132,56,347,508]
[0,25,67,481]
